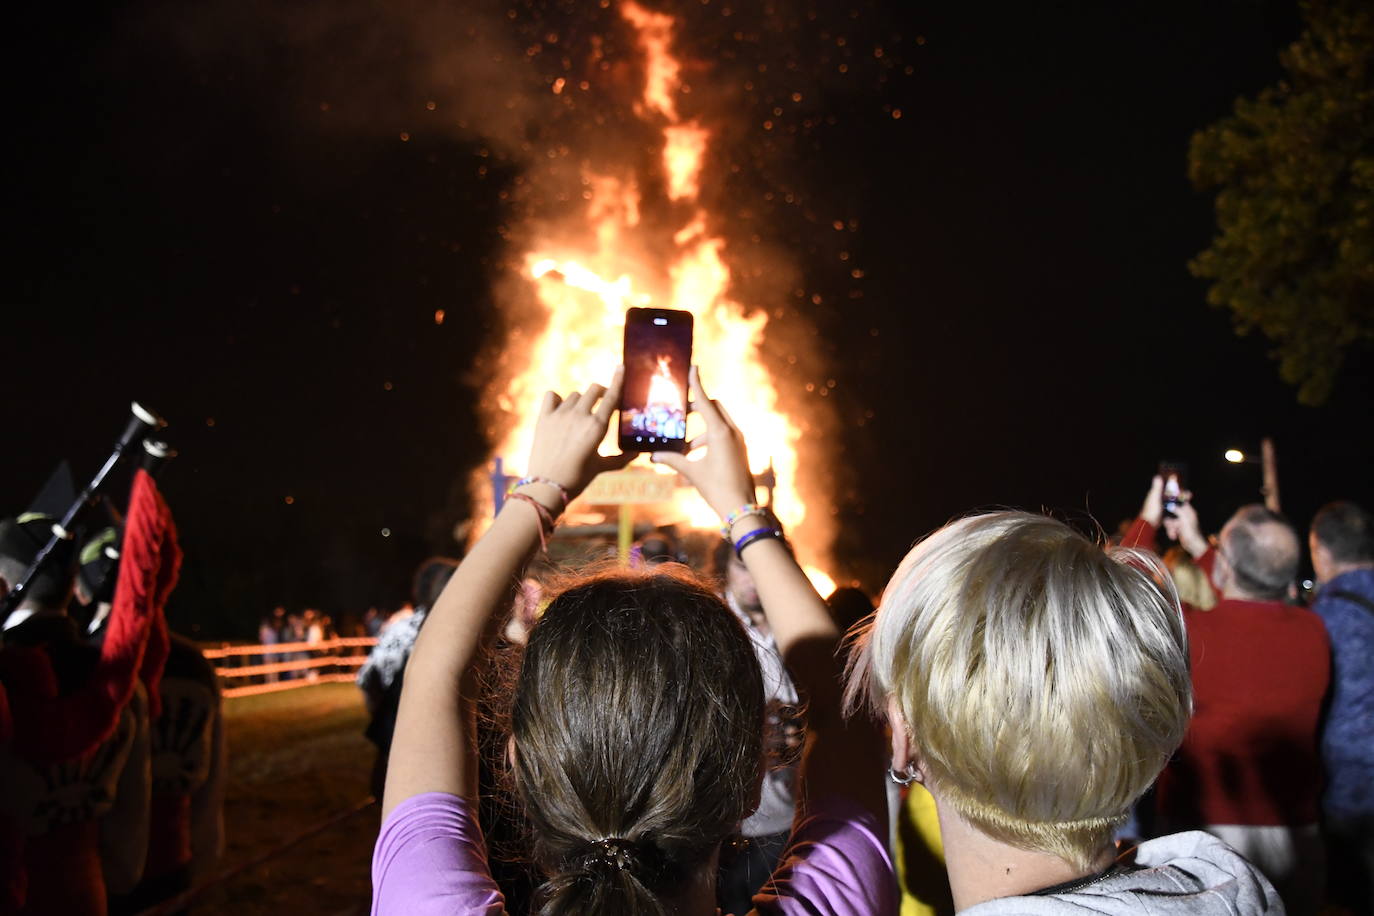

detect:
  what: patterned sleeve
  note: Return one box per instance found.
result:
[371,793,507,916]
[753,794,897,916]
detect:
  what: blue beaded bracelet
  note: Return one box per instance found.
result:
[733,526,786,560]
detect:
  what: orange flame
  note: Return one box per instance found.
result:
[646,356,684,411]
[619,1,680,119]
[487,1,832,589]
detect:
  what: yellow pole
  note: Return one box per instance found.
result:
[618,504,633,565]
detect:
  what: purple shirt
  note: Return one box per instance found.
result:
[372,792,895,915]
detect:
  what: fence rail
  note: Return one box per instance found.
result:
[205,636,378,699]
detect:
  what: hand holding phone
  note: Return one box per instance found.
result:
[1158,461,1187,518]
[619,307,693,453]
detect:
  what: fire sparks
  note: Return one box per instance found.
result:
[486,0,831,581]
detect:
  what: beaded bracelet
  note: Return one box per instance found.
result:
[507,491,556,551]
[721,502,770,538]
[734,526,786,560]
[510,475,571,510]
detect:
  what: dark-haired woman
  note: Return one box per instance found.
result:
[372,367,894,915]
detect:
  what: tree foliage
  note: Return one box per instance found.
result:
[1189,0,1374,405]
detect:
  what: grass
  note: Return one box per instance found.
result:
[193,683,380,915]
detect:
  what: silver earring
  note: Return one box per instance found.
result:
[888,764,918,786]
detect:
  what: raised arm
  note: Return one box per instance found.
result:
[382,370,630,819]
[654,368,888,824]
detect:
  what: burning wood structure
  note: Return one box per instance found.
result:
[480,1,834,593]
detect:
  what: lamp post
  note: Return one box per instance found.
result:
[1224,436,1280,513]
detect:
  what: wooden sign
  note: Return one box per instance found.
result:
[579,469,677,505]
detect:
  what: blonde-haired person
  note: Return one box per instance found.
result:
[1162,546,1216,610]
[372,367,894,916]
[848,512,1282,912]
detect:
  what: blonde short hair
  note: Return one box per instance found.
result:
[848,512,1191,869]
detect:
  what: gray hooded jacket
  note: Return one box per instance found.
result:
[962,831,1282,915]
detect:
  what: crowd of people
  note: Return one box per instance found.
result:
[369,366,1371,916]
[2,367,1370,916]
[252,605,343,682]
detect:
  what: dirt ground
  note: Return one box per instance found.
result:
[193,683,380,915]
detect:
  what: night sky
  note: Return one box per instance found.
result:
[5,0,1371,637]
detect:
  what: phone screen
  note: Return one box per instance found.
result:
[620,307,693,453]
[1159,461,1187,517]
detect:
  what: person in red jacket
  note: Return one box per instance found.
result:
[1125,477,1330,915]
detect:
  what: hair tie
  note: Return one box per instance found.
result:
[586,837,637,873]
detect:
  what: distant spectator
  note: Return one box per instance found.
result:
[827,586,875,647]
[356,557,460,797]
[258,611,281,683]
[284,612,306,680]
[304,609,323,682]
[1162,545,1217,610]
[712,539,799,916]
[1126,477,1329,914]
[1308,500,1374,912]
[635,530,682,567]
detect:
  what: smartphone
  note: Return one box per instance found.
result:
[620,307,693,453]
[1159,461,1187,517]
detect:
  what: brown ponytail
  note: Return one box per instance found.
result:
[510,565,766,915]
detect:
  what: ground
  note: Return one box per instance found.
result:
[194,683,379,915]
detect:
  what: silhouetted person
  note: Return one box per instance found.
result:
[1308,500,1374,911]
[356,557,460,798]
[712,539,800,916]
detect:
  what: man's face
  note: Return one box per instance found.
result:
[1309,531,1332,584]
[1211,522,1236,594]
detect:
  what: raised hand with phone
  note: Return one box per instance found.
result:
[1136,472,1208,559]
[654,366,890,827]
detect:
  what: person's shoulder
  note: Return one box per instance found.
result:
[956,832,1281,915]
[1314,569,1374,614]
[752,795,894,916]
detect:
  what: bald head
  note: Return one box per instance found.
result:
[1220,505,1299,601]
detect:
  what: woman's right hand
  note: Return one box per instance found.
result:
[524,367,634,503]
[650,367,757,522]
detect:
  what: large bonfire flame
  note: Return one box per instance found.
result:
[488,0,834,593]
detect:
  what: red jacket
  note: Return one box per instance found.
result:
[1125,519,1330,827]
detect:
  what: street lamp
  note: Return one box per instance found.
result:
[1222,437,1279,511]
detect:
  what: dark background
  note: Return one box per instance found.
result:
[4,0,1370,637]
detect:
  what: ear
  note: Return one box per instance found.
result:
[886,696,926,783]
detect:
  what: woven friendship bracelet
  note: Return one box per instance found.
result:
[507,491,556,551]
[721,502,770,538]
[733,526,786,560]
[510,475,571,510]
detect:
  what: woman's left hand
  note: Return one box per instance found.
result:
[525,366,634,501]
